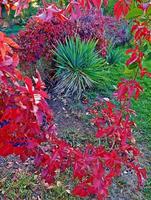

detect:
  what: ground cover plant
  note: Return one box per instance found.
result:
[0,0,151,199]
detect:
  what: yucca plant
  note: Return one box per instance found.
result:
[53,37,108,99]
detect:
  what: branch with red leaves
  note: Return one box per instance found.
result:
[114,0,151,79]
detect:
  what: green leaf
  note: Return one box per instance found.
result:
[147,7,151,16]
[126,8,143,19]
[124,66,137,78]
[127,63,138,70]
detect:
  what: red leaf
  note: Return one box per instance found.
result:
[114,0,131,19]
[5,37,20,49]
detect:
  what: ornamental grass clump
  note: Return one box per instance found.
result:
[54,37,107,98]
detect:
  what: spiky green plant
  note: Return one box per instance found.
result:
[53,37,108,98]
[106,44,122,66]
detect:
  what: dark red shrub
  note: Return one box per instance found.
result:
[16,17,76,66]
[16,9,132,71]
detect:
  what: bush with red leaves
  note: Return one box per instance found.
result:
[16,17,76,66]
[16,9,132,70]
[0,32,55,159]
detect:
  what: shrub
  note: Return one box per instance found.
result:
[76,9,108,57]
[54,37,107,98]
[104,16,132,46]
[16,17,76,67]
[106,44,122,65]
[16,9,131,78]
[0,31,55,161]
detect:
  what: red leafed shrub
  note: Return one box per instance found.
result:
[0,70,54,158]
[0,32,55,159]
[16,8,132,70]
[16,17,76,66]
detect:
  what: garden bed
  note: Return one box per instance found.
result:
[0,92,150,200]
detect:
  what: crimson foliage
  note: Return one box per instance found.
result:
[0,0,150,199]
[16,18,75,65]
[0,32,55,159]
[0,30,147,200]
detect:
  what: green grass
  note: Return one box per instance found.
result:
[143,177,151,200]
[2,172,36,199]
[132,72,151,150]
[1,171,82,200]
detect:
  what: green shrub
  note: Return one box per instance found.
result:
[53,37,107,98]
[106,45,122,66]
